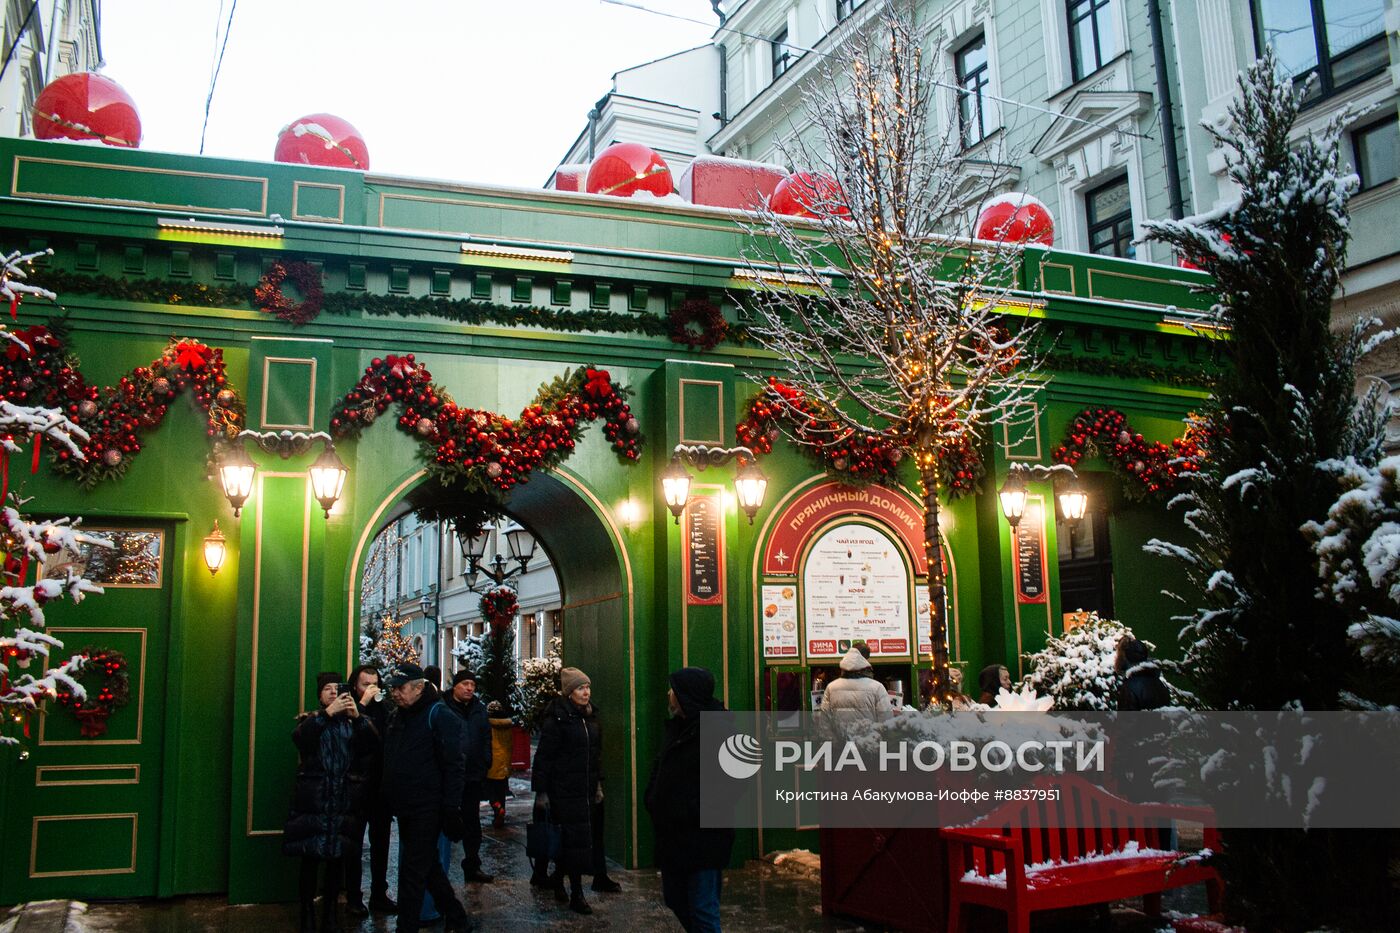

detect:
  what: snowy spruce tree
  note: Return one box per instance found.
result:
[1019,612,1188,710]
[1143,51,1395,928]
[0,251,110,750]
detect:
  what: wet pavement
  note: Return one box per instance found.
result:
[60,779,1202,932]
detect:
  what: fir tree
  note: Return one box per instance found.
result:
[1143,50,1395,929]
[452,624,517,714]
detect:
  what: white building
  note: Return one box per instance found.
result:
[550,44,721,188]
[0,0,103,139]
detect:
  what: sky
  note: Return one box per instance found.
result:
[101,1,719,188]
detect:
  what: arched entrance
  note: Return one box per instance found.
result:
[344,467,637,862]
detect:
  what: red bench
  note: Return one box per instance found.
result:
[941,775,1222,933]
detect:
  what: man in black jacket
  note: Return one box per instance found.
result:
[445,668,493,884]
[344,663,394,915]
[382,663,472,933]
[645,667,734,933]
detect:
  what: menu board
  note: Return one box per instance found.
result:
[685,493,722,605]
[916,585,932,655]
[1015,501,1048,604]
[802,523,911,658]
[761,584,799,657]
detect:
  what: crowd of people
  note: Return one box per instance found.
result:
[282,661,732,933]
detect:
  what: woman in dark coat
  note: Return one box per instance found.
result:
[531,666,602,915]
[1115,638,1172,710]
[284,671,379,932]
[978,664,1011,706]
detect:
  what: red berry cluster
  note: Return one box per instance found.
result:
[0,327,246,484]
[329,357,643,497]
[736,378,983,495]
[479,587,519,632]
[1053,407,1210,499]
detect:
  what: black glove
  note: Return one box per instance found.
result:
[441,806,465,842]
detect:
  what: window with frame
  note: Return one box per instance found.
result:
[771,27,792,81]
[837,0,864,20]
[1354,115,1398,190]
[1067,0,1119,83]
[955,33,990,148]
[1085,175,1135,258]
[1252,0,1387,102]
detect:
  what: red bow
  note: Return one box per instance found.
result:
[173,341,212,371]
[4,325,53,361]
[583,368,612,399]
[385,355,416,382]
[73,707,111,738]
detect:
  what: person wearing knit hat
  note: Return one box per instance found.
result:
[445,667,493,885]
[531,665,613,912]
[821,647,890,717]
[559,667,590,699]
[284,670,376,932]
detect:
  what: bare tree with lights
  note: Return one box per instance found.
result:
[740,1,1041,701]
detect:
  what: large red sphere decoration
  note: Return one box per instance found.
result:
[586,142,673,198]
[974,193,1055,246]
[769,172,850,218]
[32,73,141,147]
[274,114,370,170]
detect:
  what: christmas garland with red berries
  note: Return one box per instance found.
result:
[52,647,131,738]
[480,587,519,633]
[735,377,984,496]
[1052,407,1210,500]
[0,321,246,486]
[330,356,642,502]
[254,261,324,326]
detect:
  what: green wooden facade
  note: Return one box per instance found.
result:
[0,136,1213,904]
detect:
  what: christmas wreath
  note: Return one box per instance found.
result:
[254,261,325,326]
[330,358,642,505]
[51,647,131,738]
[668,299,727,351]
[735,377,983,495]
[479,587,519,633]
[1053,407,1211,500]
[0,320,246,486]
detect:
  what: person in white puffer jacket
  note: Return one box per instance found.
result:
[820,646,890,718]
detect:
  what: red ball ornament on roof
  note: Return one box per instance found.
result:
[769,172,850,218]
[274,114,370,170]
[586,142,673,198]
[32,72,141,147]
[974,193,1054,246]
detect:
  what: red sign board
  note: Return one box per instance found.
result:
[764,482,928,576]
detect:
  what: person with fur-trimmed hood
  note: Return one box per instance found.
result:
[821,646,890,717]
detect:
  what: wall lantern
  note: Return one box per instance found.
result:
[997,463,1086,529]
[662,444,768,525]
[216,430,349,519]
[202,520,227,576]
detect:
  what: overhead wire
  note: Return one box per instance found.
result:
[199,0,239,155]
[598,0,1154,140]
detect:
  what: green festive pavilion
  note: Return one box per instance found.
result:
[0,136,1214,904]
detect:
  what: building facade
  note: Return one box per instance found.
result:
[0,133,1213,902]
[0,0,102,139]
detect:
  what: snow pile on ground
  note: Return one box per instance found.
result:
[768,848,821,878]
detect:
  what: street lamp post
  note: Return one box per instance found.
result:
[454,519,538,595]
[661,444,769,524]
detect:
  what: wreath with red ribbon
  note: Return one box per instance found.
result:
[51,648,131,738]
[1053,407,1211,500]
[735,377,983,495]
[668,299,727,351]
[479,587,519,634]
[254,261,325,326]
